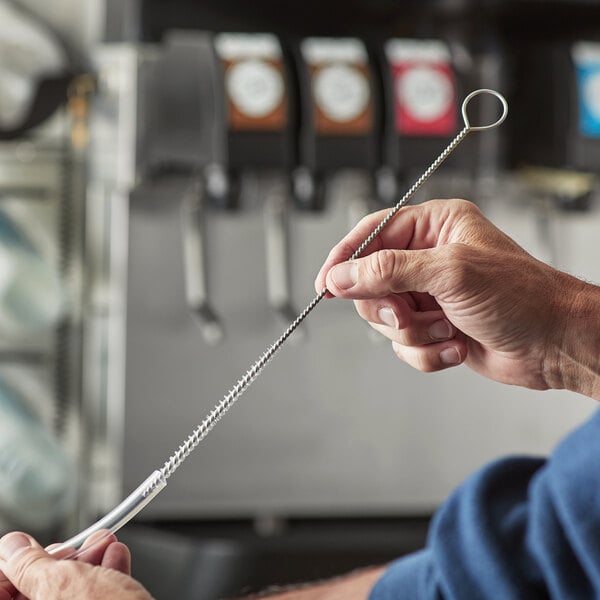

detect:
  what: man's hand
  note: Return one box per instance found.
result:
[0,531,153,600]
[316,199,600,398]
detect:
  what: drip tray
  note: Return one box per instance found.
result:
[119,517,429,600]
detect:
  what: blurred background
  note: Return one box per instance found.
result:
[2,0,600,597]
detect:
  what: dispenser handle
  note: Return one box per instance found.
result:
[181,179,224,344]
[263,175,305,339]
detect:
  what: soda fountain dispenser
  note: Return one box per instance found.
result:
[292,37,380,212]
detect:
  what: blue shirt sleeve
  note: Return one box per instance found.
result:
[369,407,600,600]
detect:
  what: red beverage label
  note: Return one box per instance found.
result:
[386,40,457,136]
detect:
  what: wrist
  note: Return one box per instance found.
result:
[545,277,600,399]
[241,566,386,600]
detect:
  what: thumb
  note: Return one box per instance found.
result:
[325,248,443,299]
[0,532,60,598]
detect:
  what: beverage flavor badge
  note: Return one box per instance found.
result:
[385,39,457,137]
[301,38,374,135]
[572,42,600,138]
[215,33,287,131]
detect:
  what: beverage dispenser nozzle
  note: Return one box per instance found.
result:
[291,166,326,212]
[374,165,400,207]
[181,178,224,345]
[204,163,239,210]
[517,166,597,267]
[519,167,597,212]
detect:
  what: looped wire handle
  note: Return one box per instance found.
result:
[461,88,508,132]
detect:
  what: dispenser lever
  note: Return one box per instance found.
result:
[263,175,304,339]
[181,179,224,344]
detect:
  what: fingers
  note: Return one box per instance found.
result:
[391,337,467,372]
[314,201,443,291]
[0,532,57,599]
[360,300,466,372]
[0,531,147,600]
[54,530,130,575]
[319,241,470,373]
[0,576,14,600]
[349,287,466,372]
[314,199,480,294]
[100,542,131,574]
[323,248,446,300]
[315,208,392,293]
[355,297,456,346]
[74,531,118,566]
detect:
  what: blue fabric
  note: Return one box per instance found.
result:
[369,407,600,600]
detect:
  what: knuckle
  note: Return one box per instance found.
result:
[12,551,36,582]
[368,249,401,284]
[449,198,478,214]
[11,551,46,591]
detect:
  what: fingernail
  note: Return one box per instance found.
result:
[429,319,453,341]
[440,347,461,365]
[0,533,31,561]
[378,307,399,329]
[330,262,357,290]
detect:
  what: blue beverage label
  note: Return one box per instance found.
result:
[573,42,600,138]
